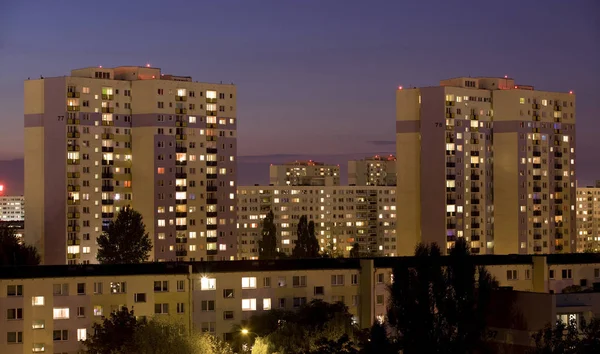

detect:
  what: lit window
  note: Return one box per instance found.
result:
[242,277,257,289]
[242,298,257,311]
[200,277,216,290]
[158,220,166,227]
[263,298,271,310]
[53,307,70,319]
[189,116,196,123]
[32,296,45,306]
[93,306,103,316]
[77,328,87,341]
[157,168,165,174]
[519,98,525,104]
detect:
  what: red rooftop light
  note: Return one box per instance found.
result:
[569,91,573,94]
[398,86,403,90]
[146,63,151,67]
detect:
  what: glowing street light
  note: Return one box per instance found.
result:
[241,329,249,335]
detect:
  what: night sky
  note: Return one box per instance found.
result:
[0,0,599,191]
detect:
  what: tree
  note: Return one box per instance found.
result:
[250,337,272,354]
[0,225,40,266]
[96,206,152,264]
[258,210,278,260]
[309,334,359,354]
[244,299,359,354]
[530,317,600,354]
[387,238,497,354]
[361,321,395,354]
[349,243,360,258]
[131,318,194,354]
[292,216,319,258]
[83,307,143,354]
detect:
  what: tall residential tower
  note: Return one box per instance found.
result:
[396,77,575,255]
[25,66,237,264]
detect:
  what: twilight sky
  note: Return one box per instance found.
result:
[0,0,599,186]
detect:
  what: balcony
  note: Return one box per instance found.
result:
[101,94,114,100]
[554,164,563,169]
[175,173,187,178]
[446,199,456,204]
[206,136,217,141]
[176,250,187,257]
[533,163,541,169]
[67,185,80,192]
[102,185,114,192]
[555,151,563,158]
[102,160,114,166]
[102,146,114,152]
[207,237,218,243]
[102,121,114,126]
[472,210,480,217]
[101,107,115,113]
[445,113,455,118]
[175,108,187,114]
[555,199,563,204]
[555,245,563,251]
[446,162,456,168]
[555,232,563,239]
[175,186,187,192]
[102,172,114,179]
[67,239,81,245]
[67,172,80,178]
[554,176,563,181]
[206,211,218,218]
[446,175,456,180]
[206,174,218,179]
[207,123,218,129]
[533,199,541,205]
[176,134,187,140]
[555,210,563,216]
[533,151,541,157]
[446,223,456,229]
[206,186,218,192]
[471,187,480,193]
[67,91,80,98]
[533,187,542,192]
[175,199,187,205]
[102,199,114,205]
[175,96,187,101]
[67,145,80,152]
[175,225,187,231]
[176,121,188,127]
[67,159,80,165]
[533,210,542,216]
[445,100,455,106]
[554,105,562,112]
[67,132,80,138]
[206,98,217,104]
[207,198,218,205]
[67,105,80,112]
[176,146,187,153]
[446,235,457,242]
[175,238,187,244]
[533,175,542,181]
[471,174,480,181]
[175,160,187,166]
[206,110,217,116]
[533,222,542,228]
[67,118,80,125]
[206,161,217,167]
[67,212,80,219]
[207,224,218,230]
[175,212,187,218]
[206,148,218,154]
[470,248,480,254]
[102,212,114,218]
[101,133,114,139]
[533,234,542,240]
[207,250,218,256]
[471,223,480,229]
[471,235,480,241]
[555,186,563,192]
[534,246,542,252]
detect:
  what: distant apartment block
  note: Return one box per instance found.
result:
[576,182,600,252]
[24,66,237,264]
[397,77,576,255]
[0,195,24,221]
[348,155,397,186]
[237,185,397,259]
[269,161,340,186]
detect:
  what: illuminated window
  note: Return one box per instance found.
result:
[242,277,257,289]
[263,298,271,310]
[206,90,216,99]
[189,116,196,123]
[32,296,44,306]
[200,277,216,290]
[53,308,69,319]
[158,220,165,227]
[519,98,525,104]
[77,328,87,341]
[242,298,257,311]
[157,167,165,174]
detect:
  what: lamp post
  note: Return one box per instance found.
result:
[240,328,258,353]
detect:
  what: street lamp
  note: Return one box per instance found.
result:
[241,329,249,335]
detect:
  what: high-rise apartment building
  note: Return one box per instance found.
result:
[348,155,397,186]
[0,195,25,221]
[237,185,397,259]
[576,182,600,252]
[24,66,237,264]
[397,77,576,255]
[269,161,340,186]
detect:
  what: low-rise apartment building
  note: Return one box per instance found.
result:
[2,254,600,353]
[0,195,25,222]
[237,185,397,259]
[269,161,340,186]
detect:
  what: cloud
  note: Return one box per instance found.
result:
[366,140,396,146]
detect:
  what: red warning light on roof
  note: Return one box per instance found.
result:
[569,91,573,94]
[0,184,4,193]
[398,86,403,90]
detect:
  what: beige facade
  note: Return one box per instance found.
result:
[576,183,600,252]
[2,254,600,353]
[396,77,576,256]
[269,161,340,186]
[237,186,397,259]
[24,66,237,264]
[348,155,397,186]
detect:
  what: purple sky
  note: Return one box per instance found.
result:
[1,0,599,188]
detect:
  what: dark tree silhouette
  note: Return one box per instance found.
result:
[0,225,40,266]
[349,243,360,258]
[387,238,497,354]
[530,317,600,353]
[83,307,143,354]
[258,210,278,260]
[96,206,152,264]
[292,215,319,258]
[361,321,395,354]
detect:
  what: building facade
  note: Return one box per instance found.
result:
[24,66,237,265]
[269,161,340,186]
[237,186,397,259]
[396,77,576,255]
[576,183,600,252]
[2,254,600,353]
[348,155,397,186]
[0,195,24,222]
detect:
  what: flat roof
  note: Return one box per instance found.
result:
[1,254,599,280]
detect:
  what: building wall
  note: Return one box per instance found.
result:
[348,156,396,186]
[269,163,340,186]
[576,186,600,252]
[24,67,237,264]
[0,196,25,221]
[237,186,397,258]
